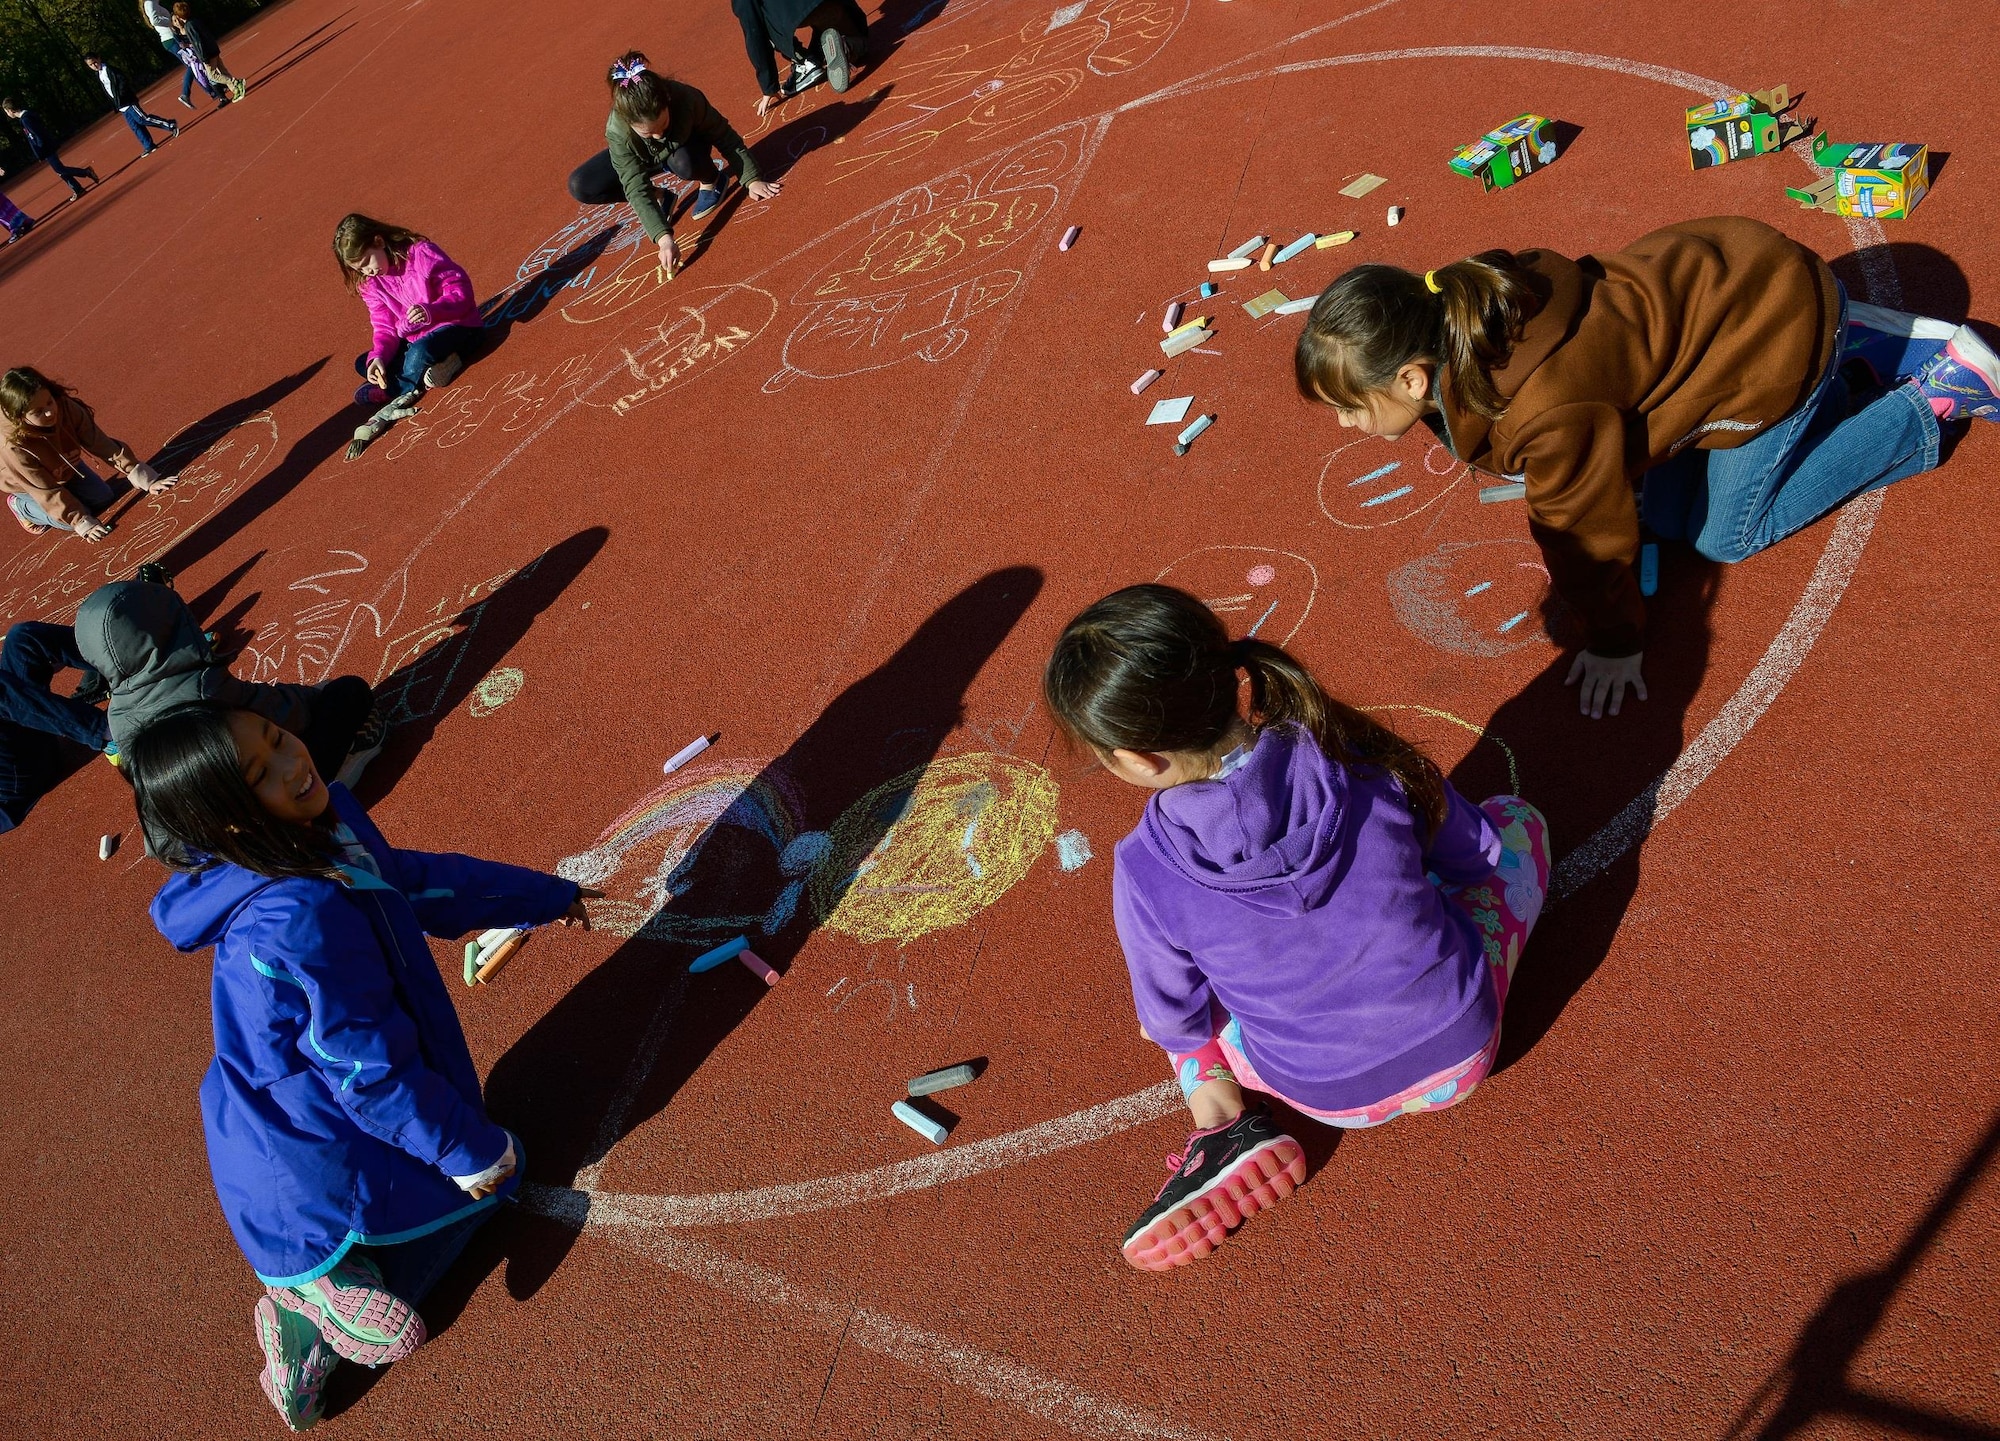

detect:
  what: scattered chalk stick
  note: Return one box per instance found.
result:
[1160,328,1209,358]
[690,934,751,973]
[98,833,118,861]
[1165,315,1210,340]
[1315,229,1358,248]
[1174,413,1215,455]
[463,941,479,987]
[1273,296,1315,316]
[1243,288,1288,318]
[1256,242,1276,272]
[1130,368,1163,394]
[1059,224,1081,251]
[1162,301,1183,332]
[1479,481,1527,504]
[908,1062,978,1097]
[1273,233,1316,264]
[475,931,527,984]
[1386,205,1405,226]
[1146,395,1193,425]
[1208,257,1253,273]
[737,947,780,986]
[1339,173,1387,198]
[1226,234,1267,260]
[1199,282,1217,298]
[664,734,715,774]
[891,1100,949,1145]
[477,927,514,950]
[1639,542,1659,597]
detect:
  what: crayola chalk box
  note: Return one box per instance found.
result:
[1449,114,1557,191]
[1785,134,1930,220]
[1685,86,1810,169]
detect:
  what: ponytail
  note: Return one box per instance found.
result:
[1294,251,1546,421]
[1044,584,1448,837]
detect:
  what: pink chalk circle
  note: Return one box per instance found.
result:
[1246,564,1277,587]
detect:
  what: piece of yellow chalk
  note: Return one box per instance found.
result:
[1207,257,1253,273]
[1165,315,1210,340]
[1315,230,1358,248]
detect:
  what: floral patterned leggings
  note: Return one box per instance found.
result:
[1171,796,1551,1129]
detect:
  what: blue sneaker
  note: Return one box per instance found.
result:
[1916,325,2000,422]
[690,185,725,219]
[1843,301,1957,389]
[354,382,392,408]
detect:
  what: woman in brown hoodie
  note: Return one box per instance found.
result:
[1296,216,1999,718]
[1,368,177,544]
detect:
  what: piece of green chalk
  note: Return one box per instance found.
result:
[908,1063,977,1097]
[463,941,479,987]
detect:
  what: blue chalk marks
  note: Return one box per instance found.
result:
[1465,581,1492,597]
[1348,461,1402,487]
[1055,830,1093,871]
[1247,598,1280,635]
[1360,485,1414,507]
[1497,610,1530,633]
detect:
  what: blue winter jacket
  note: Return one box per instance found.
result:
[150,785,577,1286]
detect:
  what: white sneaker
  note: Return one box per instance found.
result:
[422,353,463,389]
[787,58,823,94]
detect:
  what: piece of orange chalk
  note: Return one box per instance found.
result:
[1256,242,1276,272]
[737,948,780,986]
[475,931,528,984]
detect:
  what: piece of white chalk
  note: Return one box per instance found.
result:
[1130,368,1163,394]
[1161,328,1210,358]
[1146,395,1193,425]
[663,735,712,773]
[475,927,523,967]
[891,1100,949,1145]
[1386,205,1405,226]
[1207,257,1253,273]
[98,833,118,861]
[1059,224,1081,251]
[477,927,514,950]
[1162,301,1183,333]
[1478,481,1527,504]
[1273,233,1316,264]
[1227,234,1267,260]
[1173,413,1214,454]
[690,934,751,973]
[1273,296,1315,315]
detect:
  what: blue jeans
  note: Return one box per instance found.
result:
[357,1207,492,1307]
[1642,285,1941,562]
[354,324,483,396]
[120,105,175,153]
[0,622,109,751]
[8,462,119,530]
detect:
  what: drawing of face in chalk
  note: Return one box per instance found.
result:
[810,754,1059,945]
[1154,545,1318,645]
[1316,436,1470,529]
[553,760,812,945]
[1384,540,1554,658]
[762,129,1080,388]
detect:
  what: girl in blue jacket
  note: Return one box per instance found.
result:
[130,705,593,1431]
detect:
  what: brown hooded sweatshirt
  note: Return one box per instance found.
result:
[1436,216,1840,656]
[0,395,140,531]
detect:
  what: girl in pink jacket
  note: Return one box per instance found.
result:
[333,215,484,406]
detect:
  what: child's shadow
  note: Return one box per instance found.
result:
[474,566,1044,1302]
[757,85,894,177]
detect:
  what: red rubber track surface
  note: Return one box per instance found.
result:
[1,0,1996,1436]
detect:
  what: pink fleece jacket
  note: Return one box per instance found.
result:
[359,239,481,364]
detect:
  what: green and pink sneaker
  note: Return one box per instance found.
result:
[253,1295,338,1432]
[270,1252,426,1366]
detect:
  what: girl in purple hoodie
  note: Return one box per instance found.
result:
[333,214,485,406]
[1045,584,1550,1271]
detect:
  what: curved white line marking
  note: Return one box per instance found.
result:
[555,44,1898,1236]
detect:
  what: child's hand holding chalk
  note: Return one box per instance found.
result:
[656,231,679,280]
[559,887,602,931]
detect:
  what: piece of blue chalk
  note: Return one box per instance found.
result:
[892,1100,949,1145]
[1226,233,1267,260]
[690,935,751,972]
[1273,233,1315,264]
[1173,413,1214,455]
[1199,282,1217,299]
[1479,481,1527,504]
[1639,542,1659,597]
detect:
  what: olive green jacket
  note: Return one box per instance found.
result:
[607,80,760,242]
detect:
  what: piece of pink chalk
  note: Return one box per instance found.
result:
[1131,368,1163,394]
[1162,301,1183,333]
[1059,225,1081,251]
[737,948,779,986]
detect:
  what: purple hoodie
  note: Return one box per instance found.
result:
[360,239,481,365]
[1112,725,1504,1111]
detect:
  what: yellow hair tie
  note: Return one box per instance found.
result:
[1424,269,1443,294]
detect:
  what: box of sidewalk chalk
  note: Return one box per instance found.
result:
[1785,134,1930,220]
[1684,86,1810,169]
[1448,114,1557,191]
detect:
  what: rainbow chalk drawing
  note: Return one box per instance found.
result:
[469,666,526,717]
[811,754,1060,945]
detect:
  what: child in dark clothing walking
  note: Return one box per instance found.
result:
[1,99,97,200]
[86,54,180,156]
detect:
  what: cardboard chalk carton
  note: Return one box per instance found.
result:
[1449,114,1557,191]
[1685,86,1811,169]
[1785,134,1930,220]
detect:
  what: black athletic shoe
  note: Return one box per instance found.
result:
[821,27,851,93]
[1120,1103,1305,1271]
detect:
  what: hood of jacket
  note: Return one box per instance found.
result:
[74,580,231,747]
[1138,726,1348,920]
[151,852,289,954]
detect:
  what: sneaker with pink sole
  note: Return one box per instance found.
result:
[1916,324,2000,421]
[254,1294,339,1431]
[1121,1104,1305,1271]
[271,1252,426,1366]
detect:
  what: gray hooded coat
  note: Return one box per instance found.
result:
[73,582,316,753]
